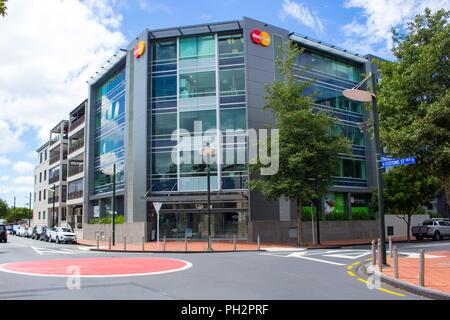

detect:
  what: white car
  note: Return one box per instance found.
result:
[49,227,77,244]
[17,226,28,237]
[26,227,33,238]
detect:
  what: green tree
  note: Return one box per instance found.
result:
[249,42,351,246]
[0,0,7,17]
[0,198,8,219]
[377,8,450,208]
[6,207,32,223]
[381,167,442,241]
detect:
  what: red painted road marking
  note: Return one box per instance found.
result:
[0,257,192,278]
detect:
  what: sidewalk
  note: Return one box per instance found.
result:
[381,250,450,296]
[77,236,411,252]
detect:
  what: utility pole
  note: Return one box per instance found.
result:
[13,196,16,224]
[25,193,32,226]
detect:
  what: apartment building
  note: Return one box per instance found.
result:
[67,100,86,235]
[33,142,50,226]
[48,120,69,227]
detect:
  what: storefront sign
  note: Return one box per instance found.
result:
[250,29,271,47]
[134,41,146,59]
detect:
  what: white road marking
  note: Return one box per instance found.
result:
[262,247,307,252]
[31,247,81,255]
[287,252,346,266]
[323,250,372,260]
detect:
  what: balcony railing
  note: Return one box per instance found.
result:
[69,140,84,155]
[68,190,83,201]
[49,155,61,165]
[69,115,85,132]
[49,175,60,184]
[68,164,84,177]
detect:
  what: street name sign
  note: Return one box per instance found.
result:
[381,157,417,169]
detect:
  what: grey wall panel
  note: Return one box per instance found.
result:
[125,31,149,223]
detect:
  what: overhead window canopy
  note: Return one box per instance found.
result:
[148,21,242,39]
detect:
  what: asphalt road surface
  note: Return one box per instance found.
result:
[1,235,449,300]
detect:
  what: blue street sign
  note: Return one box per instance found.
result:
[381,157,417,169]
[381,156,397,162]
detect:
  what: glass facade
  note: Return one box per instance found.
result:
[294,47,367,187]
[94,68,126,194]
[150,33,248,193]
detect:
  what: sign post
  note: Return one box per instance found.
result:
[153,202,163,251]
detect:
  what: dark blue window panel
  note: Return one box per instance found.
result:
[152,64,177,73]
[333,178,368,188]
[151,179,177,192]
[220,64,245,71]
[219,57,244,66]
[152,100,177,110]
[152,108,177,114]
[220,95,246,104]
[352,148,366,157]
[152,140,177,148]
[152,147,174,153]
[221,176,248,190]
[295,69,358,90]
[220,103,247,110]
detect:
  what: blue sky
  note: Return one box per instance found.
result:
[0,0,448,209]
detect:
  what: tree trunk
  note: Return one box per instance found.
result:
[443,175,450,212]
[407,213,412,242]
[297,198,303,247]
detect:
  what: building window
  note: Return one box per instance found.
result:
[339,159,366,179]
[152,40,177,63]
[68,178,84,200]
[152,152,177,175]
[180,110,217,133]
[94,128,125,158]
[43,211,45,220]
[43,190,46,201]
[40,152,43,164]
[180,71,216,99]
[220,69,245,97]
[332,124,364,146]
[44,170,47,181]
[219,34,244,56]
[38,212,41,219]
[152,76,176,100]
[220,108,246,132]
[152,113,177,138]
[39,172,42,183]
[180,35,215,60]
[39,191,41,201]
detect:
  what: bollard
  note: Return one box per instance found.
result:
[257,235,261,251]
[163,236,166,252]
[389,237,393,259]
[393,245,399,279]
[142,236,145,252]
[233,236,237,252]
[96,236,99,250]
[185,236,188,252]
[124,236,126,251]
[419,249,425,287]
[371,240,377,266]
[377,238,383,271]
[109,236,112,251]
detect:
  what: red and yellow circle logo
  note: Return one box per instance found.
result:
[134,41,146,59]
[250,29,271,47]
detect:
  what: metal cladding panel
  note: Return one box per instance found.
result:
[125,31,150,223]
[243,17,290,222]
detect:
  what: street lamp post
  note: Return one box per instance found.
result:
[25,193,32,226]
[102,164,117,246]
[51,184,56,227]
[200,142,216,251]
[343,72,387,265]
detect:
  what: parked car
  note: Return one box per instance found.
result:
[43,227,54,242]
[32,226,44,240]
[17,226,28,237]
[0,224,7,243]
[26,227,33,238]
[11,225,19,235]
[49,227,77,244]
[412,219,450,241]
[7,225,14,235]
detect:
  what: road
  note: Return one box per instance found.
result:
[1,235,449,300]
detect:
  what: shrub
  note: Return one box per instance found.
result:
[88,215,125,225]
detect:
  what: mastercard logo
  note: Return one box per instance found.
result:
[134,41,146,59]
[250,29,271,47]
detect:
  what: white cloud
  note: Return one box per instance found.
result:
[341,0,450,56]
[279,0,324,33]
[0,176,10,182]
[13,161,35,174]
[0,0,126,145]
[138,0,173,14]
[0,156,11,166]
[12,176,34,186]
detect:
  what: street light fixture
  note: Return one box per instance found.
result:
[25,193,32,227]
[199,142,216,251]
[102,164,117,246]
[343,72,387,265]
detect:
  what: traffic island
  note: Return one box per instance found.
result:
[365,250,450,300]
